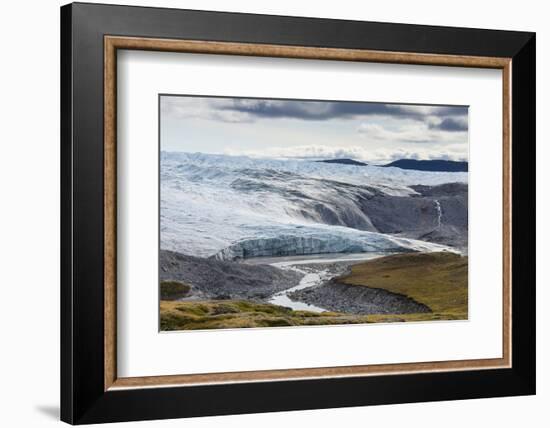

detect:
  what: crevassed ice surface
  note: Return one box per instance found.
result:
[160,152,467,259]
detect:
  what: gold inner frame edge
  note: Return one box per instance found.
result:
[104,36,512,391]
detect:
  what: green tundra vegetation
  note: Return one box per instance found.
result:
[159,251,468,330]
[341,252,468,323]
[160,280,191,300]
[160,300,373,331]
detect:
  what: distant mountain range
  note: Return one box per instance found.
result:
[316,158,368,166]
[316,158,467,172]
[383,159,468,172]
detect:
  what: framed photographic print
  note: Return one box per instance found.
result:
[60,2,536,424]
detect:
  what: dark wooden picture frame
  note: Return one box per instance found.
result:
[61,2,535,424]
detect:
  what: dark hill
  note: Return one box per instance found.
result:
[383,159,468,172]
[316,158,368,166]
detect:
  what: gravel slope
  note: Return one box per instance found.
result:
[160,250,303,300]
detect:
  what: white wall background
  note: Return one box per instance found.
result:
[0,1,545,427]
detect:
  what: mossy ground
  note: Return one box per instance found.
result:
[160,300,372,331]
[337,252,468,322]
[160,280,191,300]
[159,252,468,330]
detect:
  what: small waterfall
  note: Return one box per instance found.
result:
[434,200,442,229]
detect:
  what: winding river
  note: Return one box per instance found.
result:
[246,252,392,312]
[267,266,331,312]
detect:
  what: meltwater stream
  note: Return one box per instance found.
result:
[267,266,331,313]
[434,200,442,229]
[246,252,393,312]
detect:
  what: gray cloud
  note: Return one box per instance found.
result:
[218,99,467,122]
[430,117,468,132]
[162,96,468,127]
[161,95,469,163]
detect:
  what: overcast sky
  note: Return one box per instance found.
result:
[160,95,468,164]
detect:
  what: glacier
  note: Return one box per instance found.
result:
[213,227,453,261]
[161,152,467,258]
